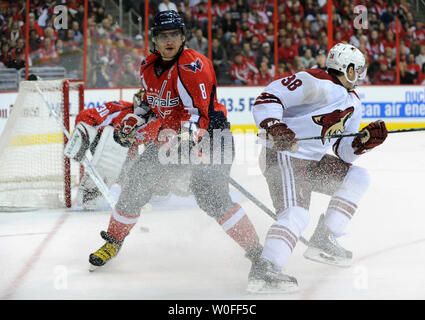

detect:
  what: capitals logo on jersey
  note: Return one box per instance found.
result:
[180,58,203,73]
[312,107,354,144]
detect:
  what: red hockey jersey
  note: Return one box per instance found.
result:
[139,48,228,136]
[75,100,160,146]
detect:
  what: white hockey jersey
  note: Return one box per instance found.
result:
[252,69,363,163]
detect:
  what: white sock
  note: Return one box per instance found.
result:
[261,207,309,270]
[324,166,370,237]
[324,203,352,237]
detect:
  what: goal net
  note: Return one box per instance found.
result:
[0,79,84,210]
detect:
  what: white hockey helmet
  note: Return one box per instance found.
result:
[326,42,367,87]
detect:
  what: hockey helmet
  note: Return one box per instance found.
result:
[151,10,186,39]
[326,43,366,87]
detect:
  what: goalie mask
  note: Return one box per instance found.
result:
[326,43,367,88]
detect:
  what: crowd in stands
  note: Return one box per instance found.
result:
[0,0,424,88]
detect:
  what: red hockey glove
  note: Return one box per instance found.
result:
[114,113,145,147]
[352,120,387,155]
[260,118,298,152]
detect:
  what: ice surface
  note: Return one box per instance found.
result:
[1,131,425,300]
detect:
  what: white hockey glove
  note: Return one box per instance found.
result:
[64,122,98,161]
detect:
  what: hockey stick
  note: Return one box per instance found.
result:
[184,138,310,245]
[34,83,117,209]
[297,127,425,142]
[228,177,309,245]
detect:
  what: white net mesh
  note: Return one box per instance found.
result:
[0,80,82,209]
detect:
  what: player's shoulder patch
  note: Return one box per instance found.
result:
[179,49,205,73]
[180,58,203,73]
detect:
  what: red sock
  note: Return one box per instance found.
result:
[107,206,140,242]
[218,204,260,252]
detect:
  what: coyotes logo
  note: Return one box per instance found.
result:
[312,107,354,144]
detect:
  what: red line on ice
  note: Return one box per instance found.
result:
[1,212,70,299]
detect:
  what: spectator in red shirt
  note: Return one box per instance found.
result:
[285,0,304,20]
[229,50,258,85]
[382,30,396,51]
[213,0,230,18]
[252,15,267,35]
[383,47,396,67]
[292,14,303,29]
[278,13,287,30]
[406,53,422,84]
[366,29,384,61]
[413,21,425,45]
[337,19,353,42]
[241,41,256,65]
[37,37,60,67]
[253,61,273,86]
[23,12,44,38]
[278,38,298,64]
[373,59,396,84]
[43,26,59,44]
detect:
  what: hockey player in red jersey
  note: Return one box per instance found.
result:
[87,10,263,271]
[64,89,160,210]
[247,43,388,293]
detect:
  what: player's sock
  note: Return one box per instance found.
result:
[218,203,260,253]
[324,166,370,237]
[323,196,357,237]
[107,206,141,242]
[261,206,309,270]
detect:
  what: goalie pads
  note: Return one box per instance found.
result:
[77,126,129,210]
[64,122,98,161]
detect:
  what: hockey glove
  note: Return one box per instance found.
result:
[64,122,98,162]
[260,118,298,152]
[352,120,387,155]
[114,113,145,147]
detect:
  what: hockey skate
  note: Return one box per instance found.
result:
[244,244,263,263]
[303,214,352,267]
[246,258,298,294]
[89,231,123,271]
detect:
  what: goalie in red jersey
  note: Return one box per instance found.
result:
[87,10,263,271]
[64,89,160,210]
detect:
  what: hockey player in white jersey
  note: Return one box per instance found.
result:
[248,43,388,293]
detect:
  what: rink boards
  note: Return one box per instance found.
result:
[0,85,424,136]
